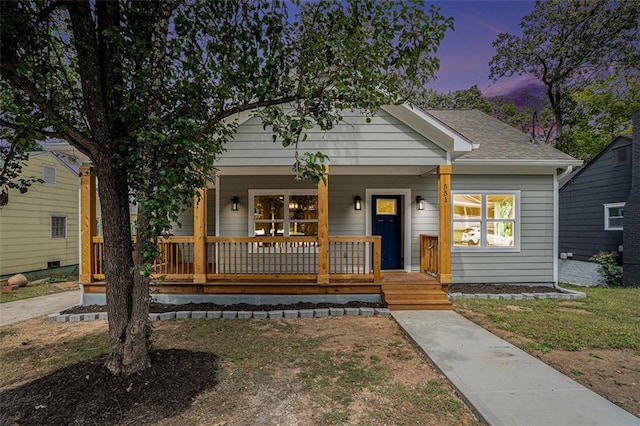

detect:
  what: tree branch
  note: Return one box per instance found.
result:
[0,63,97,153]
[194,95,300,140]
[0,118,67,139]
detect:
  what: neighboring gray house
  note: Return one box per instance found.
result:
[559,110,640,286]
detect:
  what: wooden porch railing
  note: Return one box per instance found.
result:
[90,235,381,283]
[420,234,439,277]
[92,236,195,280]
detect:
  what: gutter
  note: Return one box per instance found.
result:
[455,159,583,167]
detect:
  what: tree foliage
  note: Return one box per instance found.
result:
[564,72,640,162]
[489,0,640,142]
[0,0,452,374]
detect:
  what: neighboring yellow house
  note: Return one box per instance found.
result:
[0,151,80,276]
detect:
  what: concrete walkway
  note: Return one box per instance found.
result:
[0,291,80,326]
[393,311,639,426]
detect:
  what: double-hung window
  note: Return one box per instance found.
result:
[249,190,318,237]
[604,203,624,231]
[452,191,520,250]
[51,215,67,239]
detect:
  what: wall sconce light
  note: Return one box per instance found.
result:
[416,195,425,211]
[354,196,362,211]
[231,196,239,211]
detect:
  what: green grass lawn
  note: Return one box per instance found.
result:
[453,285,640,353]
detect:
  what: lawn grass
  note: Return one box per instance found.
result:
[0,276,78,303]
[452,285,640,353]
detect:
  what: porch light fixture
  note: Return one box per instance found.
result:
[354,196,362,211]
[416,195,425,211]
[231,196,239,211]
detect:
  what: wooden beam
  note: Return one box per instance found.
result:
[437,165,452,283]
[317,166,330,284]
[373,236,382,283]
[79,166,96,284]
[193,188,208,283]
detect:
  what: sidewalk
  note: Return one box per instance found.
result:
[0,291,80,326]
[393,310,639,426]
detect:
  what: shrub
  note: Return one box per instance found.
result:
[590,251,623,287]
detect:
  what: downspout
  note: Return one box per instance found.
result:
[553,166,573,288]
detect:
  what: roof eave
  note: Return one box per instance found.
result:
[382,104,475,156]
[454,159,584,167]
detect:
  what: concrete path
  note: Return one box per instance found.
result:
[0,291,80,326]
[393,310,639,426]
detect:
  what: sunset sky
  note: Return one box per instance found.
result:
[426,1,537,96]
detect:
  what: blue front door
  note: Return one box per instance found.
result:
[372,195,402,270]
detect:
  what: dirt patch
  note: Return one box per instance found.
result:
[1,349,217,426]
[449,283,566,294]
[0,316,478,425]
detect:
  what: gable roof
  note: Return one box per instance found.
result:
[425,109,582,167]
[559,135,632,189]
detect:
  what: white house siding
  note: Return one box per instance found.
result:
[0,153,79,275]
[451,174,555,284]
[217,109,447,167]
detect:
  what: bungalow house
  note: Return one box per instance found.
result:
[52,105,582,309]
[0,151,80,277]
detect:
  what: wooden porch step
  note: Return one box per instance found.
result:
[381,284,443,291]
[382,291,449,301]
[381,280,451,311]
[387,300,452,310]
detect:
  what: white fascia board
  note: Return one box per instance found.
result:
[41,142,91,164]
[382,104,474,155]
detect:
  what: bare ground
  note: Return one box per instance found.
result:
[0,316,479,425]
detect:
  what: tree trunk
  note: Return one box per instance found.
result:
[95,154,150,375]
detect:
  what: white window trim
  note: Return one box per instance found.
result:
[451,190,521,253]
[50,215,67,239]
[43,165,57,185]
[604,202,624,231]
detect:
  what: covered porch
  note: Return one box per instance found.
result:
[78,165,453,310]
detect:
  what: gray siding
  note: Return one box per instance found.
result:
[559,137,632,261]
[217,109,447,167]
[451,175,555,284]
[172,189,216,236]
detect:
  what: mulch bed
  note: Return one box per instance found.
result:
[63,300,385,315]
[448,283,567,294]
[0,349,218,426]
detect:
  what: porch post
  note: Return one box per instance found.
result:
[317,166,330,284]
[193,188,208,283]
[437,165,452,284]
[80,165,96,284]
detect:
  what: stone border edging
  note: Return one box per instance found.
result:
[48,307,391,323]
[447,286,586,301]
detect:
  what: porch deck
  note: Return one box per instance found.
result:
[82,271,450,311]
